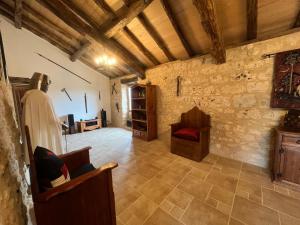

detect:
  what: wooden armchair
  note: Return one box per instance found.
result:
[25,126,118,225]
[170,107,210,161]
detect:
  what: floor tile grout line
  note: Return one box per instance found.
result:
[142,164,194,225]
[227,161,243,225]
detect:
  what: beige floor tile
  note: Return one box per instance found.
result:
[191,160,214,172]
[188,167,209,180]
[209,185,234,205]
[115,188,141,215]
[236,180,261,204]
[239,169,273,189]
[144,208,184,225]
[274,184,289,195]
[203,154,220,164]
[205,197,218,208]
[160,200,174,212]
[167,161,192,177]
[229,218,245,225]
[177,177,212,201]
[280,213,300,225]
[155,169,183,187]
[166,188,193,210]
[217,202,231,215]
[140,178,173,204]
[182,198,229,225]
[232,196,280,225]
[215,157,242,178]
[262,188,300,219]
[119,195,158,225]
[170,206,185,220]
[289,189,300,200]
[206,171,238,193]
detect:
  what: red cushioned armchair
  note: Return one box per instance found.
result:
[170,107,210,161]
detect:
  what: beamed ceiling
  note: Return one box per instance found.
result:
[0,0,299,79]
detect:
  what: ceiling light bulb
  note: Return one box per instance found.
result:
[95,58,100,65]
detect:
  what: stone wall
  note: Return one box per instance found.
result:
[0,80,31,225]
[111,32,300,168]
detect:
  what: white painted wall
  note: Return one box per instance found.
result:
[0,16,111,124]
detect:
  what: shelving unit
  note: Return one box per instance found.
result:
[131,84,157,141]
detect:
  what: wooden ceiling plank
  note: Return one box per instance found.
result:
[23,3,74,41]
[61,0,100,29]
[160,0,194,57]
[14,0,23,28]
[294,10,300,28]
[38,0,145,78]
[0,1,114,78]
[70,40,91,62]
[192,0,225,64]
[122,26,159,65]
[247,0,258,40]
[137,13,175,61]
[101,0,154,38]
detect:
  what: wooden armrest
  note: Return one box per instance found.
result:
[36,162,118,202]
[59,146,91,172]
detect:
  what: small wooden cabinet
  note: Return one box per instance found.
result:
[131,84,157,141]
[273,128,300,186]
[77,119,101,133]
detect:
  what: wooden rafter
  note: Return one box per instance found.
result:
[61,0,99,29]
[193,0,225,64]
[122,26,160,65]
[138,13,175,61]
[160,0,194,57]
[70,40,91,62]
[100,0,154,38]
[94,0,116,18]
[14,0,23,28]
[0,1,115,78]
[39,0,146,77]
[247,0,258,40]
[294,10,300,28]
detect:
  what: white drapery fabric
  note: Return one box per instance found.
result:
[22,89,63,157]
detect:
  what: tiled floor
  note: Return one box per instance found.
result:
[66,128,300,225]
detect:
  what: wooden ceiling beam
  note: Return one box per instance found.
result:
[0,1,114,78]
[294,10,300,28]
[61,0,100,29]
[137,13,175,61]
[70,40,91,62]
[160,0,194,57]
[100,0,154,38]
[39,0,146,78]
[122,26,159,65]
[23,3,75,41]
[14,0,23,28]
[247,0,258,40]
[94,0,116,18]
[193,0,225,64]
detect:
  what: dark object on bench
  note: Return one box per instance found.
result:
[170,107,210,161]
[25,126,118,225]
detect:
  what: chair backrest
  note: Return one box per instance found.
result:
[180,106,210,129]
[25,125,40,201]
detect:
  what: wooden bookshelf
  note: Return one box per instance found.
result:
[131,84,157,141]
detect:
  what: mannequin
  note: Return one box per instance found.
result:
[22,73,63,157]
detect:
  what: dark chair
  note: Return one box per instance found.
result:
[170,107,210,161]
[25,126,118,225]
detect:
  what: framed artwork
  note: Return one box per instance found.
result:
[271,48,300,109]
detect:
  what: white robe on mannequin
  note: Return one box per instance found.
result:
[22,89,63,156]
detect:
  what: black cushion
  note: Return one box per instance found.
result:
[34,146,70,189]
[70,163,96,179]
